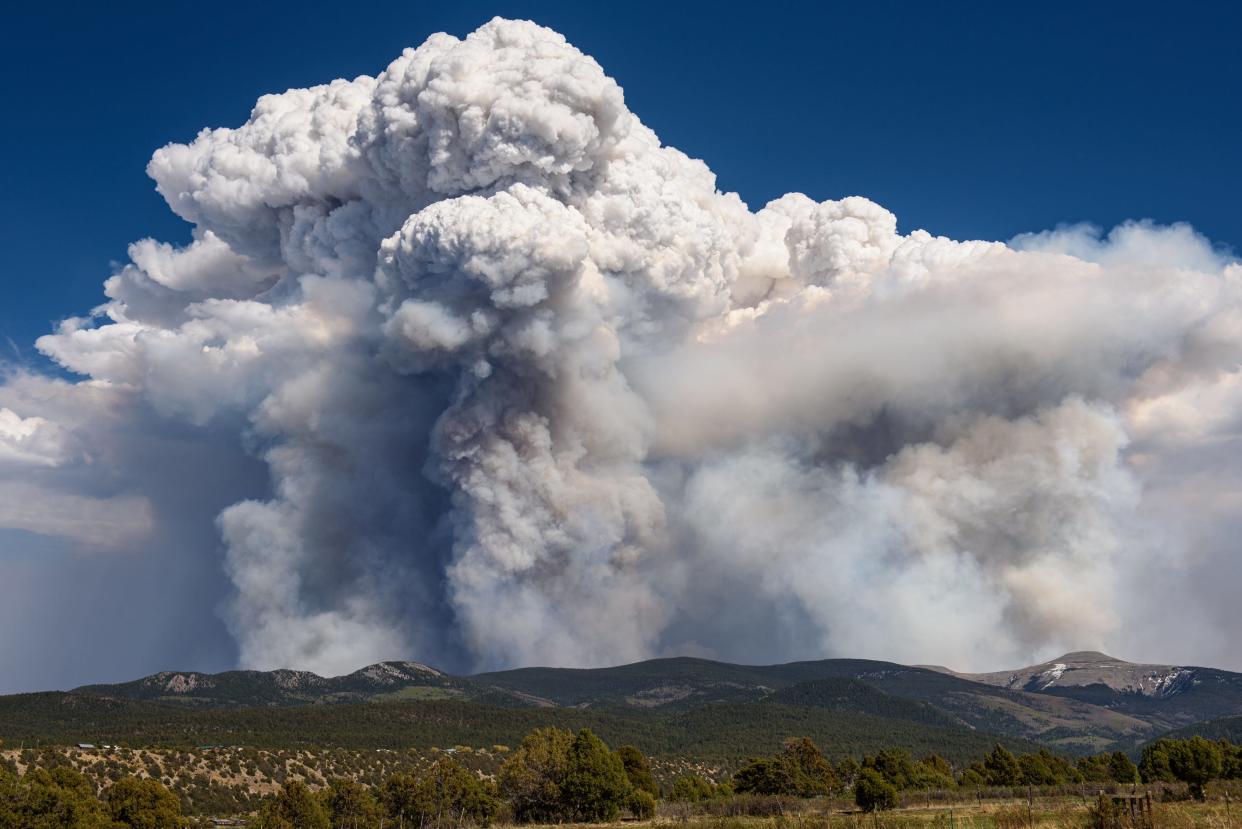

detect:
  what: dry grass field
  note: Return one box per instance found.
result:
[647,800,1238,829]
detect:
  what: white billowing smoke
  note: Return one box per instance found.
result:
[6,18,1242,675]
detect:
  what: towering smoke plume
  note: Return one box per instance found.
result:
[4,19,1241,680]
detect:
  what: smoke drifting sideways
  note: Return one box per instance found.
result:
[3,18,1241,689]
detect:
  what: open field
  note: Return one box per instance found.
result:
[644,802,1241,827]
[643,781,1242,828]
[153,798,1242,828]
[654,791,1242,829]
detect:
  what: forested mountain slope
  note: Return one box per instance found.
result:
[0,691,1037,764]
[3,652,1234,756]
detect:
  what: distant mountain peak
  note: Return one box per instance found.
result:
[71,659,462,707]
[143,672,217,694]
[348,661,444,684]
[1054,651,1124,664]
[267,669,326,690]
[951,652,1202,699]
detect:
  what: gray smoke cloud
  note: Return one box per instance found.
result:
[3,18,1241,684]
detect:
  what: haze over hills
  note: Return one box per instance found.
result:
[0,651,1233,759]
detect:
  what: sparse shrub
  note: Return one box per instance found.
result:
[669,774,717,802]
[628,788,656,819]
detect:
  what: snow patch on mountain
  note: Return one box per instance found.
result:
[946,651,1204,699]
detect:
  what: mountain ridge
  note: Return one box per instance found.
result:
[74,660,474,707]
[5,651,1231,756]
[942,651,1194,697]
[932,650,1242,732]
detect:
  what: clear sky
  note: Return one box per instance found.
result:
[3,1,1239,355]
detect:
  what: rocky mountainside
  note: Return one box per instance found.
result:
[948,651,1194,696]
[936,651,1242,732]
[74,661,474,707]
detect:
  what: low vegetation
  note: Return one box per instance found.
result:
[3,729,1242,826]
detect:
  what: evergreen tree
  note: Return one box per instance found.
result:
[104,776,182,829]
[1018,752,1057,786]
[498,727,632,823]
[0,764,18,828]
[425,758,500,826]
[854,769,897,813]
[865,748,918,790]
[382,758,498,828]
[834,757,861,790]
[1107,751,1139,784]
[982,744,1022,786]
[781,737,838,796]
[958,766,986,788]
[1078,753,1113,783]
[627,788,656,820]
[15,766,112,829]
[498,727,573,823]
[1167,736,1224,800]
[1138,736,1227,799]
[254,780,330,829]
[321,778,381,829]
[378,771,421,829]
[1034,749,1079,785]
[617,745,658,797]
[733,757,795,796]
[911,754,956,790]
[733,737,836,796]
[1223,742,1242,780]
[560,729,632,822]
[668,775,716,803]
[1139,740,1176,784]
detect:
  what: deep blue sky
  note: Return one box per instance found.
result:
[2,1,1238,357]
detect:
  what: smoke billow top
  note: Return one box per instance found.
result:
[3,19,1241,679]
